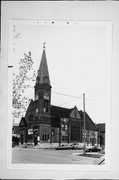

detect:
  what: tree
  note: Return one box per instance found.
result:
[12,52,36,123]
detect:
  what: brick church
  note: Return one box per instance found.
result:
[19,45,98,148]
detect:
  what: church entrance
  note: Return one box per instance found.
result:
[34,129,39,146]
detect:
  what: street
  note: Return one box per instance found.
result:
[12,148,103,164]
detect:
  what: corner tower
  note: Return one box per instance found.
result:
[34,44,52,115]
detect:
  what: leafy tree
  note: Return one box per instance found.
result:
[12,52,36,123]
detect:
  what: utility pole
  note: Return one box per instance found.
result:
[59,118,61,147]
[83,93,86,154]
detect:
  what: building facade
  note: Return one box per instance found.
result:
[19,45,98,148]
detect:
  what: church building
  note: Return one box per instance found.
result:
[19,45,98,148]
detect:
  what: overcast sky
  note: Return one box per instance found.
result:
[11,21,109,124]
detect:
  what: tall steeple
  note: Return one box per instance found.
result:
[34,44,51,115]
[36,43,51,86]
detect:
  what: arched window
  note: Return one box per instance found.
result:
[44,99,49,113]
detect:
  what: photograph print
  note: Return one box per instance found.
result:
[9,20,111,166]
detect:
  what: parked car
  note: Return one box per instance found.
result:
[26,143,34,148]
[70,143,83,149]
[86,144,101,152]
[55,144,69,150]
[70,143,78,149]
[55,143,84,150]
[85,144,93,152]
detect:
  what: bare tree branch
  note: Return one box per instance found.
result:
[12,52,36,123]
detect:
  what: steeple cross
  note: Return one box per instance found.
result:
[43,42,46,49]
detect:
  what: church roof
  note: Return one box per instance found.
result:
[51,105,71,118]
[24,100,38,122]
[20,100,97,131]
[79,110,97,131]
[36,47,51,86]
[51,105,97,131]
[26,100,38,112]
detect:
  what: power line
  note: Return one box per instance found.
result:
[52,91,102,103]
[58,95,82,107]
[28,87,102,103]
[52,91,83,99]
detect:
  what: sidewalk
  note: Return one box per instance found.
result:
[73,151,104,158]
[72,151,105,165]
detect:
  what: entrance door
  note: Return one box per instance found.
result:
[34,130,38,146]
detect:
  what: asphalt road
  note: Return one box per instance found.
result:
[12,148,100,164]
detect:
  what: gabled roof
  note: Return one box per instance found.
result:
[36,47,51,86]
[96,123,105,132]
[19,117,27,127]
[70,106,81,119]
[25,100,38,120]
[79,110,97,131]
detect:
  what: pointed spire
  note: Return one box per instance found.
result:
[36,43,51,86]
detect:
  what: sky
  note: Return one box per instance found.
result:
[11,21,109,124]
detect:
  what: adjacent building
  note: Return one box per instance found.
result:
[19,45,99,148]
[96,123,105,148]
[12,124,20,146]
[12,125,20,138]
